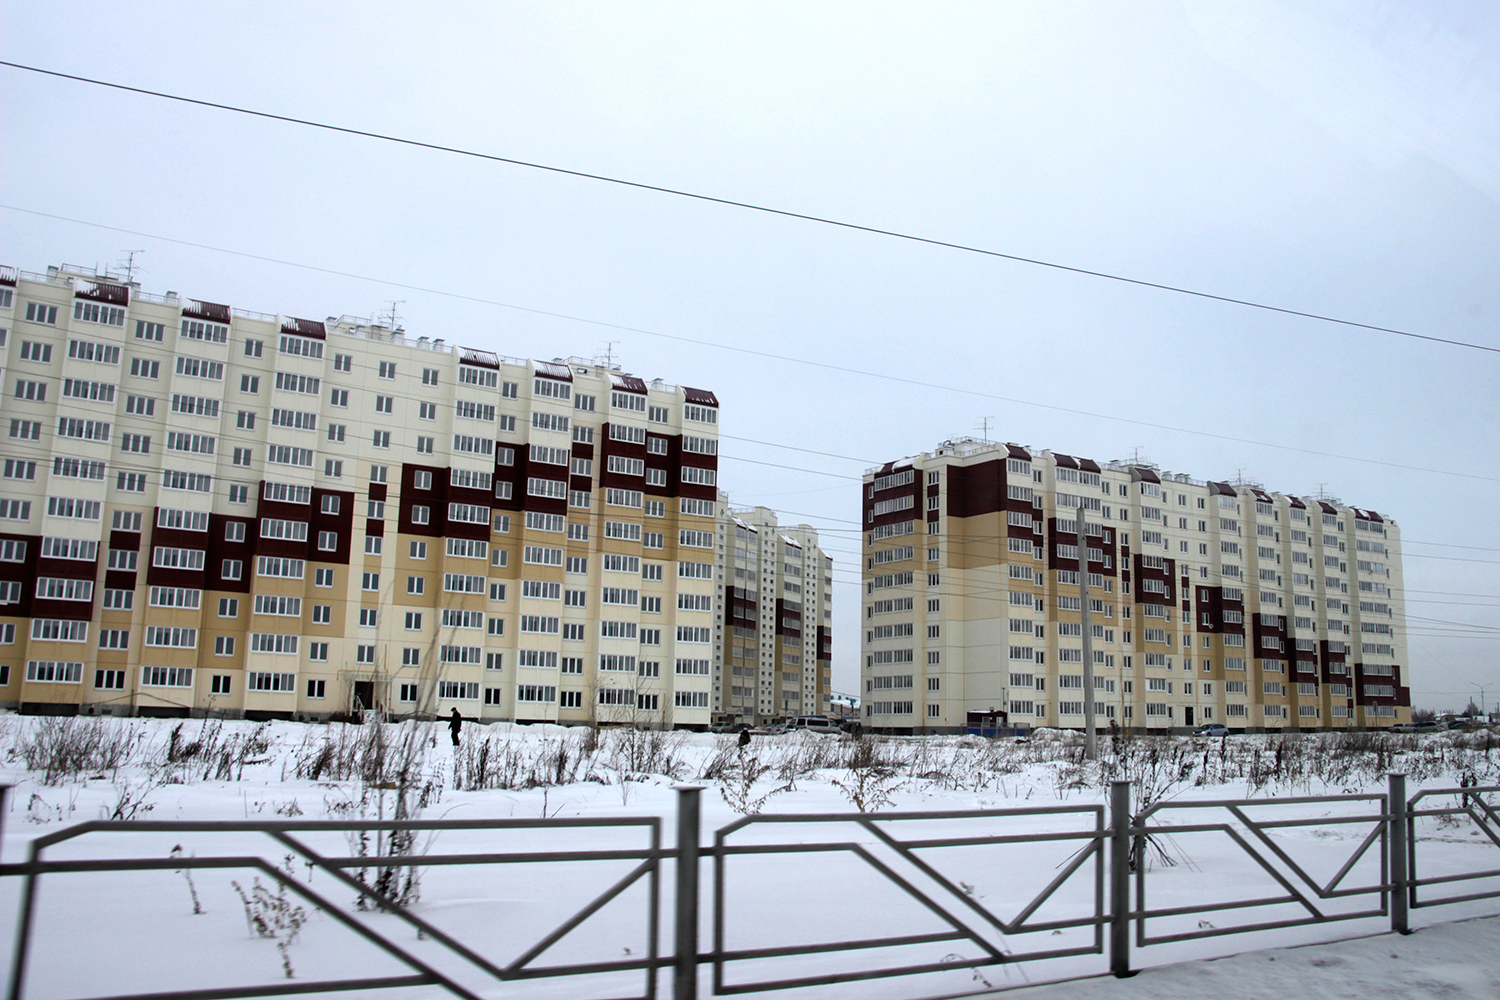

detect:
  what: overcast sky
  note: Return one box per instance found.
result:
[3,1,1498,710]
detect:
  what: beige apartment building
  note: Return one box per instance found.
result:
[861,438,1409,734]
[712,499,833,725]
[0,263,724,726]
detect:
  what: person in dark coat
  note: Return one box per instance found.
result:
[737,727,751,748]
[448,708,463,747]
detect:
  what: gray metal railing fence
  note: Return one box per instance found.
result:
[1,774,1496,1000]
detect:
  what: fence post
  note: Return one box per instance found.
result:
[1388,772,1410,935]
[674,786,702,1000]
[1109,780,1134,977]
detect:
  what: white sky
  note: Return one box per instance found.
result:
[3,1,1498,711]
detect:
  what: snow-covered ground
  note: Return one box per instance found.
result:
[2,716,1497,999]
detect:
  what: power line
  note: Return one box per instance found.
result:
[9,202,1500,487]
[2,59,1497,358]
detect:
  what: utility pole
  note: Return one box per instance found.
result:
[1079,496,1096,761]
[1469,682,1491,717]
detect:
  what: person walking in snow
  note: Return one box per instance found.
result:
[448,708,463,747]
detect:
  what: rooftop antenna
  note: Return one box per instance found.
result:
[114,250,146,284]
[595,341,620,369]
[381,300,405,334]
[974,416,993,443]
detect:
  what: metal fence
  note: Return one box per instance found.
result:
[1,775,1496,1000]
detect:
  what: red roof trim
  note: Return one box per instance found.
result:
[683,386,718,407]
[75,282,130,305]
[534,361,573,382]
[280,316,327,339]
[181,299,232,323]
[460,348,500,369]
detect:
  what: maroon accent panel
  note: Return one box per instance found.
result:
[817,626,832,661]
[729,587,757,625]
[447,481,495,541]
[104,571,137,592]
[144,519,208,590]
[0,532,42,618]
[682,387,718,407]
[109,530,140,552]
[206,514,254,593]
[775,599,802,639]
[309,488,355,563]
[1131,554,1175,601]
[1195,587,1224,633]
[571,440,594,461]
[399,462,446,538]
[32,597,92,621]
[280,316,327,339]
[368,483,388,503]
[599,423,647,492]
[494,452,525,512]
[181,299,231,323]
[946,460,1004,519]
[365,519,384,538]
[75,281,129,305]
[869,483,921,528]
[1251,613,1288,659]
[35,557,96,582]
[676,434,717,503]
[396,464,493,540]
[571,474,595,495]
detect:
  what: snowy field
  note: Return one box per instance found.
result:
[2,716,1498,1000]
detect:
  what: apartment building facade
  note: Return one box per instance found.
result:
[861,438,1409,734]
[0,263,723,725]
[712,500,833,725]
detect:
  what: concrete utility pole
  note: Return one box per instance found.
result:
[1079,498,1096,761]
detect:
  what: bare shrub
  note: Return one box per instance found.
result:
[717,746,793,815]
[19,717,143,785]
[231,857,308,979]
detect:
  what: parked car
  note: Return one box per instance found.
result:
[1413,721,1444,733]
[1193,723,1230,738]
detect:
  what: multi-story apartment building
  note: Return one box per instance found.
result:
[712,500,833,725]
[0,263,725,726]
[861,438,1410,734]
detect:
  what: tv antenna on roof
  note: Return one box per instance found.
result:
[112,250,145,284]
[596,341,620,369]
[381,301,405,334]
[974,416,993,443]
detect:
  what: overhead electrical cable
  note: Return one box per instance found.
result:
[6,202,1499,486]
[1,59,1496,357]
